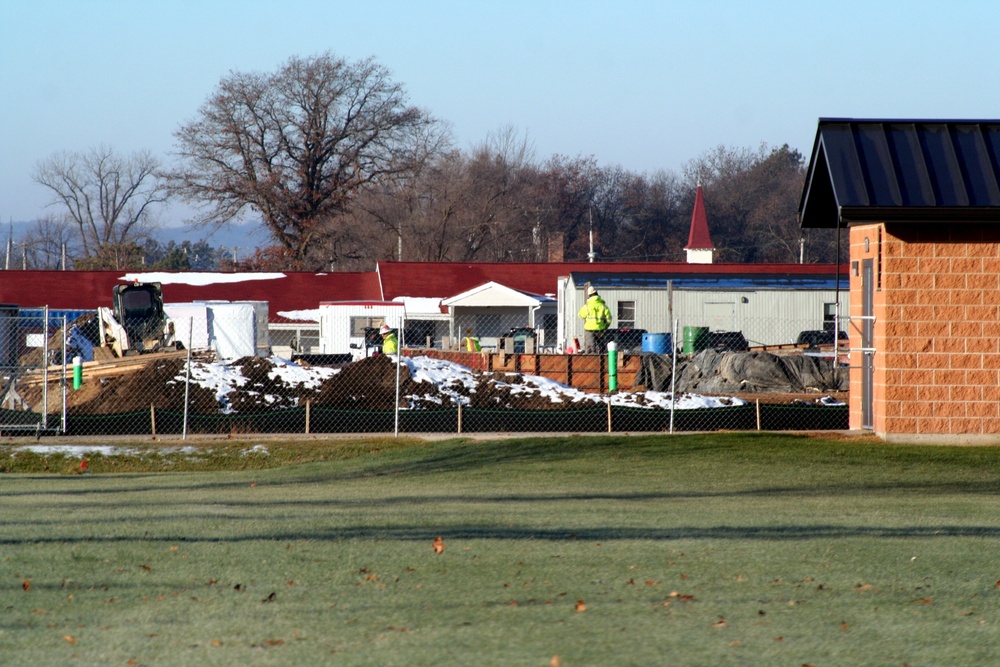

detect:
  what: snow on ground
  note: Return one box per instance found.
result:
[400,355,746,409]
[170,353,749,412]
[180,356,339,412]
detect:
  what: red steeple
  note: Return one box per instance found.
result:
[685,185,715,251]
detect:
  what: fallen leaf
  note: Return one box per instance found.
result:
[841,621,849,631]
[575,600,586,612]
[262,592,276,603]
[263,639,284,646]
[914,597,933,604]
[63,635,77,644]
[711,618,726,628]
[433,536,445,554]
[22,579,30,591]
[550,657,562,667]
[210,639,223,647]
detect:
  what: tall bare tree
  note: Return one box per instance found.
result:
[32,146,166,268]
[169,52,447,269]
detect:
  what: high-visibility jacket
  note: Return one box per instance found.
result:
[381,332,398,354]
[578,295,612,331]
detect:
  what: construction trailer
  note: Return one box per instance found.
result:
[557,269,850,351]
[318,301,407,361]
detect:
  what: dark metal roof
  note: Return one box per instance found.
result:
[799,118,1000,228]
[572,271,847,291]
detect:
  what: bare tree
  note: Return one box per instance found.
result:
[170,52,448,269]
[32,146,166,268]
[681,144,826,263]
[18,214,78,269]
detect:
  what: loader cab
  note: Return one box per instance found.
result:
[112,282,167,351]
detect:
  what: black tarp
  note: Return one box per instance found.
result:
[634,349,847,394]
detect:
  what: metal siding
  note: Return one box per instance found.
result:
[857,124,902,206]
[564,285,849,350]
[886,123,936,206]
[952,124,1000,205]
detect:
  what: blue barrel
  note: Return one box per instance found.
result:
[641,332,671,354]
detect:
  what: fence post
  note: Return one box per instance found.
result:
[305,399,311,435]
[182,318,193,440]
[457,402,463,434]
[150,404,156,438]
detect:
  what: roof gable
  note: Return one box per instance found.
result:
[799,118,1000,228]
[441,281,553,307]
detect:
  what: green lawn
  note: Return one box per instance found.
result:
[3,433,1000,666]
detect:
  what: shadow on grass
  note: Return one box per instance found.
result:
[4,522,1000,549]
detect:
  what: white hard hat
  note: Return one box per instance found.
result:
[587,285,597,296]
[379,324,391,335]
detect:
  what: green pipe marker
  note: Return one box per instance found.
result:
[607,341,618,392]
[73,356,82,390]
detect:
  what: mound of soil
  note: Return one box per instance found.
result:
[60,358,218,415]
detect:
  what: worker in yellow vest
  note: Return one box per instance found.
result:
[379,324,398,355]
[577,285,612,352]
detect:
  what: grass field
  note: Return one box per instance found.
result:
[4,433,1000,666]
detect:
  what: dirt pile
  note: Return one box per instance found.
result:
[12,351,842,419]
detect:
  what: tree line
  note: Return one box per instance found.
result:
[26,52,841,272]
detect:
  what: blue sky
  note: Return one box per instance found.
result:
[2,0,998,229]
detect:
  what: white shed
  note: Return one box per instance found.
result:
[441,281,557,351]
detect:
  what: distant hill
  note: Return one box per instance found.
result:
[156,220,270,250]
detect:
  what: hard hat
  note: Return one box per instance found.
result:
[379,324,391,335]
[587,285,597,296]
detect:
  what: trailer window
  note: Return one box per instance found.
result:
[617,301,635,329]
[350,316,385,337]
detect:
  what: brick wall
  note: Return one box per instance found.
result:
[851,223,1000,442]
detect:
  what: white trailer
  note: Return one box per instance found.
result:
[318,301,406,360]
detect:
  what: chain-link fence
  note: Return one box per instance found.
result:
[0,302,849,438]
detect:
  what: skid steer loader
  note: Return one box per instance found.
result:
[94,282,181,360]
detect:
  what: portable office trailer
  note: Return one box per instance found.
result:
[318,301,406,360]
[559,270,849,351]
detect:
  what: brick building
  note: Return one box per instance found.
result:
[799,119,1000,443]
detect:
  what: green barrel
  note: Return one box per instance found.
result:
[682,326,710,354]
